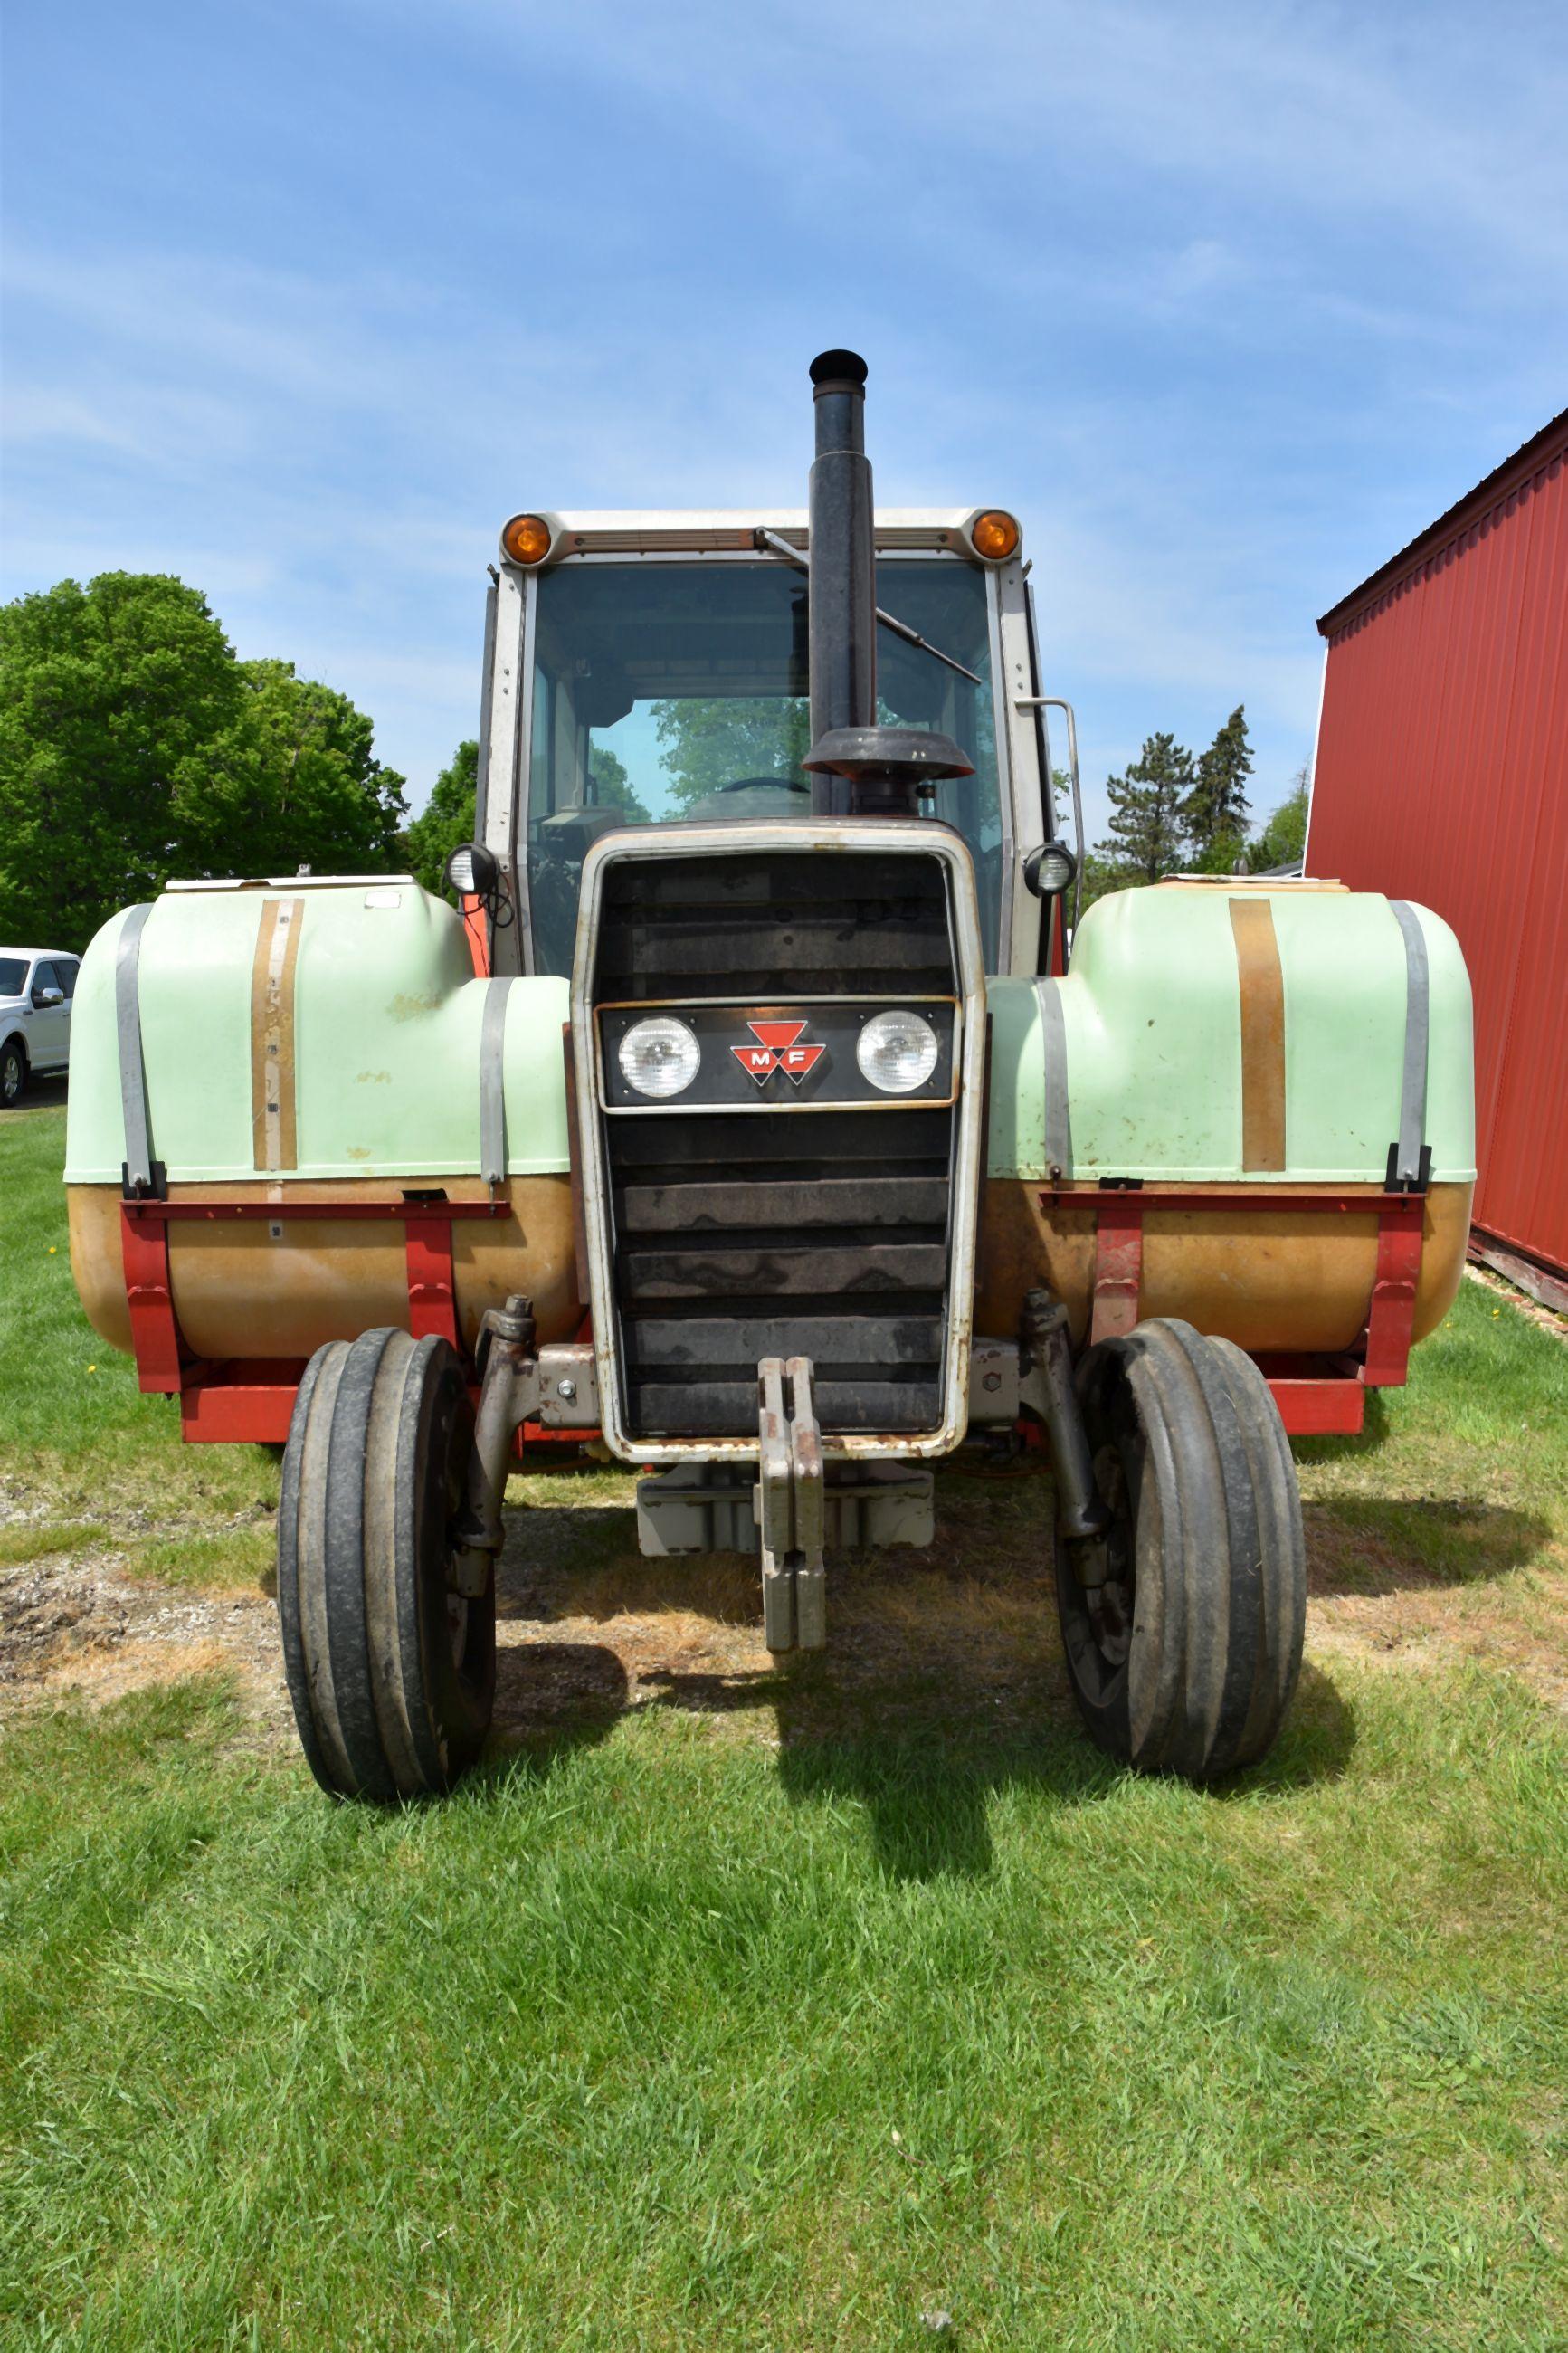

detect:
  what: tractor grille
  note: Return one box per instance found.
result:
[591,850,960,1439]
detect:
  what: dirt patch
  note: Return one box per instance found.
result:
[0,1484,290,1736]
[4,1450,1563,1748]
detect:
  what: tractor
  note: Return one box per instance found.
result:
[65,351,1474,1796]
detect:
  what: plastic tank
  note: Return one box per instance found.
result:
[66,877,1473,1370]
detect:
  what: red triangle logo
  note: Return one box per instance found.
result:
[731,1017,826,1085]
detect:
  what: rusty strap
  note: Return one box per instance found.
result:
[1229,897,1287,1172]
[250,897,305,1171]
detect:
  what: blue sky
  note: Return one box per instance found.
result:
[5,0,1565,841]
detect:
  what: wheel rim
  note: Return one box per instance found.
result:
[1082,1443,1135,1669]
[431,1370,489,1692]
[2,1055,19,1102]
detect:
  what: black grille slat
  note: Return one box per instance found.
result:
[616,1177,949,1232]
[593,846,960,1438]
[618,1243,948,1301]
[632,1383,940,1435]
[608,1107,951,1172]
[622,1316,945,1369]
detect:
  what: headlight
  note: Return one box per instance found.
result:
[856,1009,940,1095]
[618,1016,700,1100]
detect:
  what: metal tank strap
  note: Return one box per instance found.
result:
[1388,900,1432,1191]
[115,902,163,1199]
[480,975,514,1189]
[1033,976,1074,1176]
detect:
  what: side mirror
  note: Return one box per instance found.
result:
[1022,840,1078,900]
[36,986,65,1007]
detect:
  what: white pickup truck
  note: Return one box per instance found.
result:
[1,948,81,1104]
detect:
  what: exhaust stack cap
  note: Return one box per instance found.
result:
[803,726,973,782]
[809,348,870,394]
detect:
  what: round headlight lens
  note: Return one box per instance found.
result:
[856,1009,940,1095]
[618,1016,699,1100]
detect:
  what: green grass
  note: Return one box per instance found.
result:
[3,1105,1566,2348]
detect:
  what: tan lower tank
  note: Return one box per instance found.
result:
[69,1177,583,1363]
[977,1179,1471,1353]
[71,1173,1471,1371]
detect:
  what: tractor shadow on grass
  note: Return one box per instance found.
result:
[482,1474,1358,1873]
[1303,1495,1552,1598]
[638,1653,1356,1882]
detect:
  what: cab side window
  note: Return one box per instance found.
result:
[57,960,80,998]
[31,961,58,1006]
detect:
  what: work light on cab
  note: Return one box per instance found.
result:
[968,509,1020,562]
[618,1016,700,1100]
[500,512,553,566]
[856,1009,940,1094]
[1023,838,1077,898]
[444,841,499,898]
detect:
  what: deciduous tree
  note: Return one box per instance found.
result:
[0,573,405,950]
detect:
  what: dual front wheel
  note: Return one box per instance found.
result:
[1054,1317,1307,1780]
[278,1314,1305,1800]
[278,1329,494,1801]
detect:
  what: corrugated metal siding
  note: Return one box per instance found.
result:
[1307,427,1568,1277]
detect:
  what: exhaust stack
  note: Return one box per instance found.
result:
[802,348,972,818]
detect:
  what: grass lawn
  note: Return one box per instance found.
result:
[3,1100,1566,2349]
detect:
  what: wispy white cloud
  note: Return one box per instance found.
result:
[4,0,1563,828]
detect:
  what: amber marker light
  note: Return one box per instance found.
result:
[969,509,1021,562]
[500,512,553,566]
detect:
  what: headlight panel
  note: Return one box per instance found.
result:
[596,999,957,1111]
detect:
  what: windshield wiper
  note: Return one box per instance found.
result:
[751,527,983,686]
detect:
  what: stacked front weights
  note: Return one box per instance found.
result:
[757,1357,827,1653]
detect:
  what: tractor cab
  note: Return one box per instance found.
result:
[474,500,1069,982]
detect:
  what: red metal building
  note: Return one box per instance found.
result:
[1307,408,1568,1310]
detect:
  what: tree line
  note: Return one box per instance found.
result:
[1077,705,1307,914]
[0,571,1307,953]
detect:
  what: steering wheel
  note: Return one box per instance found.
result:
[711,776,811,795]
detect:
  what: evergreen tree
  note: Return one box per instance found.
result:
[1094,733,1194,883]
[1184,704,1252,858]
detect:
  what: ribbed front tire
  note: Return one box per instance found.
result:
[1054,1317,1306,1780]
[278,1329,495,1800]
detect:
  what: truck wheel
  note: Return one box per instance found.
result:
[1,1040,25,1105]
[1054,1317,1305,1781]
[278,1327,496,1800]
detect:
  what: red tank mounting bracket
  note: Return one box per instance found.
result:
[1039,1186,1426,1438]
[119,1197,512,1434]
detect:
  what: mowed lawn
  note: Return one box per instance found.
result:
[2,1101,1566,2350]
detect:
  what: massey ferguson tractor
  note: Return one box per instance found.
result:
[64,352,1475,1798]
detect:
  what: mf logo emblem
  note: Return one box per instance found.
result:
[732,1018,825,1085]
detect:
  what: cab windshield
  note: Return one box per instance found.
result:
[523,559,1003,972]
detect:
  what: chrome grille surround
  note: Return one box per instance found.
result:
[570,820,987,1464]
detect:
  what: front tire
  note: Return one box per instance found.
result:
[0,1040,25,1106]
[1054,1318,1305,1780]
[278,1328,495,1799]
